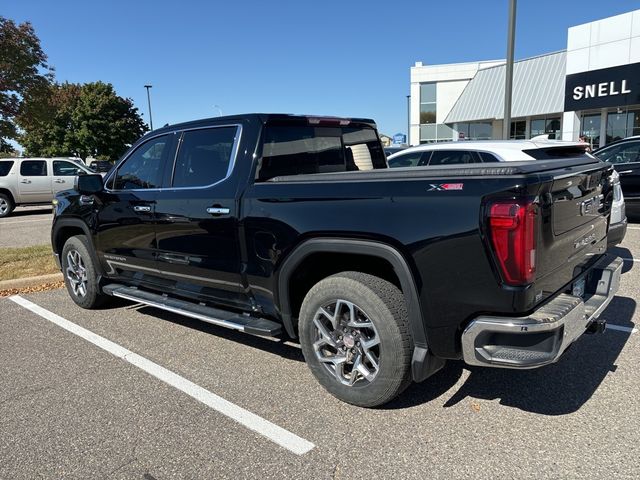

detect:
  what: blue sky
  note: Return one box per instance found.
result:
[4,0,639,138]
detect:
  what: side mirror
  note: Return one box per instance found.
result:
[75,174,104,194]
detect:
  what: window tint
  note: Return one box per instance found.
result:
[0,161,14,176]
[53,160,81,176]
[113,135,168,190]
[596,142,640,164]
[387,151,426,168]
[20,160,47,176]
[258,125,385,181]
[478,152,500,163]
[428,150,479,166]
[173,127,237,188]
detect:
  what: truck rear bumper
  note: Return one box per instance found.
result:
[461,255,623,369]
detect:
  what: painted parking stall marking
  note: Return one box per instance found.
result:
[8,295,315,456]
[606,324,638,334]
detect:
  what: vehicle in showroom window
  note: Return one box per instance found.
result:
[52,114,624,407]
[0,157,94,218]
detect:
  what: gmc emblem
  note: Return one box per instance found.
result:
[580,195,602,216]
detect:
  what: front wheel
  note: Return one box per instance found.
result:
[298,271,413,407]
[61,235,110,309]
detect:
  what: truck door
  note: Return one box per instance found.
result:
[95,134,175,280]
[18,159,52,203]
[153,125,251,310]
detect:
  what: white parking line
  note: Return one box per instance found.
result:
[606,324,638,334]
[8,295,315,456]
[627,226,640,230]
[621,257,640,262]
[0,218,51,225]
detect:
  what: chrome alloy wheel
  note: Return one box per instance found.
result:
[0,198,8,215]
[312,299,381,386]
[66,249,88,297]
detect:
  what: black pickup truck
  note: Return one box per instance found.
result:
[52,114,623,407]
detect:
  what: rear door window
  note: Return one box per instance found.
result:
[387,151,428,168]
[428,150,480,166]
[0,161,14,176]
[258,125,385,181]
[20,160,47,176]
[172,126,238,188]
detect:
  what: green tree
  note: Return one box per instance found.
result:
[18,81,148,160]
[0,17,53,145]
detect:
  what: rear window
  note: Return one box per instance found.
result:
[0,161,14,176]
[257,125,386,181]
[523,146,591,160]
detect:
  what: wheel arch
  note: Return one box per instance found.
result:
[52,218,102,276]
[0,188,16,206]
[276,238,443,382]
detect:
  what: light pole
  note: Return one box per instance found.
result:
[406,95,410,145]
[502,0,517,140]
[144,84,153,131]
[213,105,223,116]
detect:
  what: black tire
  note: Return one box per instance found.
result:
[299,271,413,407]
[0,193,15,218]
[61,235,110,309]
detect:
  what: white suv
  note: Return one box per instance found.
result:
[0,157,94,218]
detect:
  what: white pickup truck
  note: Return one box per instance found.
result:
[0,157,94,218]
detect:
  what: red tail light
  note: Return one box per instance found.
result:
[487,200,537,285]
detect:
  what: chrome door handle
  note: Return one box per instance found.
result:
[618,170,633,174]
[20,179,31,184]
[54,179,66,183]
[133,205,152,212]
[206,207,230,216]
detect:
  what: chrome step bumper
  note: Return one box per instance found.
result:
[461,255,623,369]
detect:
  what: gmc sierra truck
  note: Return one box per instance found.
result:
[51,114,623,407]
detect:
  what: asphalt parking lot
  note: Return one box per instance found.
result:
[0,206,52,248]
[0,225,639,479]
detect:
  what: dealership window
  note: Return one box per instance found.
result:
[420,83,436,125]
[510,120,526,139]
[454,121,492,141]
[606,108,640,143]
[530,116,561,139]
[581,113,602,150]
[420,124,455,144]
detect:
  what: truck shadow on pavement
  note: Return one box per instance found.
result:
[609,246,635,273]
[389,295,637,415]
[135,305,305,363]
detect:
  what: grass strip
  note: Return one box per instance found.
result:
[0,245,59,281]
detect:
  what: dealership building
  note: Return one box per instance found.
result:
[409,9,640,149]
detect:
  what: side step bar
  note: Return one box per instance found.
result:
[103,284,282,337]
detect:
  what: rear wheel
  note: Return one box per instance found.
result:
[62,235,110,309]
[299,271,413,407]
[0,193,14,218]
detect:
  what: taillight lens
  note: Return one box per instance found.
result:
[487,200,537,285]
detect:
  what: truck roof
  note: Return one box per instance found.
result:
[148,113,378,135]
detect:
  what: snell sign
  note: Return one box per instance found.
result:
[564,62,640,111]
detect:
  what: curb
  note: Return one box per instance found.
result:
[0,273,63,291]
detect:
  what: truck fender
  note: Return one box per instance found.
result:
[276,238,443,383]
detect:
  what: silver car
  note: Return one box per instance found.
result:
[0,157,94,218]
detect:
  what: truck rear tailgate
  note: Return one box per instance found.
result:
[535,163,613,298]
